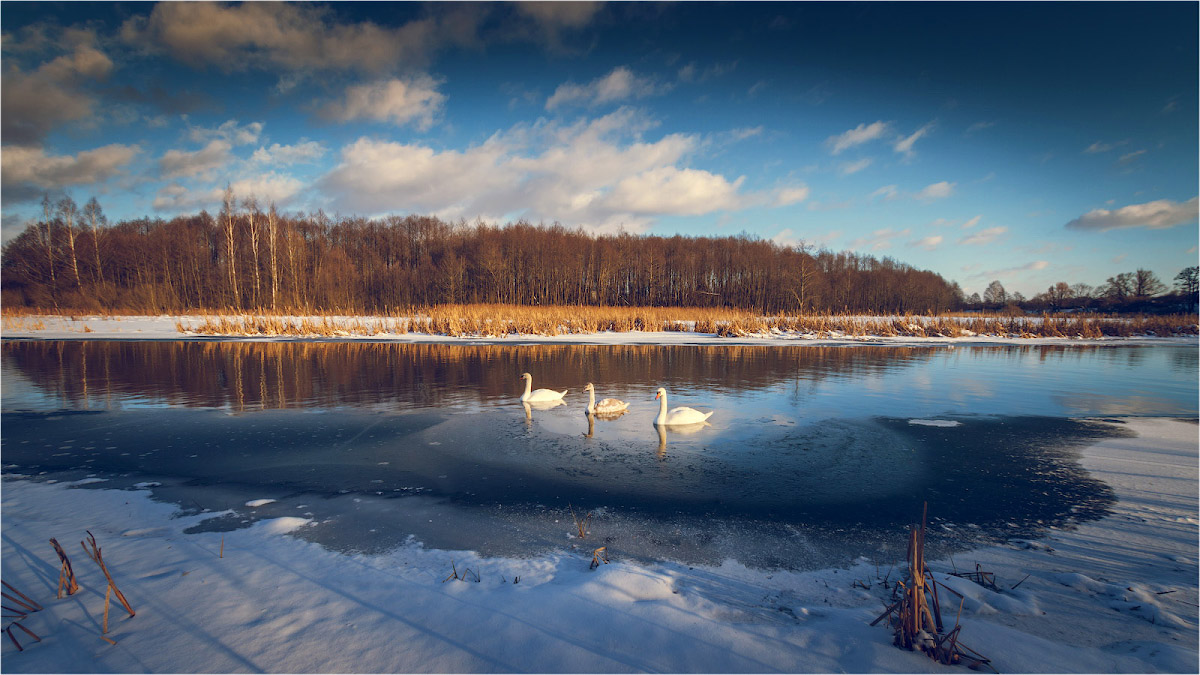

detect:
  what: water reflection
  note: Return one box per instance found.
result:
[2,340,1194,420]
[1,339,1196,570]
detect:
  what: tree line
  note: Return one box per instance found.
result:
[967,267,1198,314]
[1,192,962,314]
[2,192,1194,316]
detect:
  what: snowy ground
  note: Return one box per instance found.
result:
[2,313,1197,347]
[2,418,1196,673]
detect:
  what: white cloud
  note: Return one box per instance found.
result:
[187,119,264,146]
[1083,139,1128,154]
[962,214,982,229]
[1,143,139,190]
[772,228,840,250]
[152,172,303,212]
[603,167,744,215]
[121,2,480,73]
[914,181,954,202]
[964,121,994,137]
[826,121,890,155]
[316,108,762,233]
[774,185,811,206]
[971,260,1049,281]
[849,227,911,252]
[839,158,873,175]
[1064,197,1199,232]
[546,67,667,110]
[319,77,446,130]
[958,226,1008,246]
[1117,149,1147,164]
[908,235,943,251]
[159,140,233,179]
[894,122,934,157]
[252,141,327,165]
[869,184,900,201]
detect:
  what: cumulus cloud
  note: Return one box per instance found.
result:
[603,167,744,215]
[152,172,304,212]
[962,214,982,229]
[1,143,139,192]
[914,181,954,202]
[120,2,480,73]
[894,122,934,157]
[771,228,839,249]
[957,226,1008,246]
[159,140,233,179]
[317,108,759,232]
[252,141,327,165]
[515,1,603,31]
[826,121,890,155]
[1064,197,1199,232]
[318,77,446,129]
[908,235,943,251]
[546,67,667,110]
[1,31,114,143]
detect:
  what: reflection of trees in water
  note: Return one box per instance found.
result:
[0,340,1184,412]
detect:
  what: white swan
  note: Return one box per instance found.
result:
[519,373,567,403]
[584,383,629,415]
[654,387,713,426]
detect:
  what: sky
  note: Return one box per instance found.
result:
[1,1,1197,298]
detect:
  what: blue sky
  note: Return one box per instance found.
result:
[2,1,1196,297]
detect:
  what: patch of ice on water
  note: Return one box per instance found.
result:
[246,498,277,507]
[907,419,962,427]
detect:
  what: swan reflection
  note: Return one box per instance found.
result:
[654,419,712,459]
[522,398,565,426]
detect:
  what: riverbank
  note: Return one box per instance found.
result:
[2,312,1198,346]
[1,417,1196,673]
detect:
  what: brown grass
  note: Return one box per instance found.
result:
[6,304,1198,339]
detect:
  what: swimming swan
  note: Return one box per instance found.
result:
[584,383,630,415]
[654,387,714,426]
[519,373,568,403]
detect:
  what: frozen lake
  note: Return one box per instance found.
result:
[3,340,1196,569]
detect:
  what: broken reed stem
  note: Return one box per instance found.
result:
[80,531,135,617]
[6,622,41,652]
[220,534,224,559]
[102,584,111,634]
[2,581,42,611]
[49,538,80,597]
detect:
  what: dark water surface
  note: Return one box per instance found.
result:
[3,340,1196,569]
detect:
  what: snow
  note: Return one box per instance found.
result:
[907,419,963,428]
[2,314,1196,347]
[244,499,277,508]
[2,418,1196,673]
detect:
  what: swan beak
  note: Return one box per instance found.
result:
[654,392,661,399]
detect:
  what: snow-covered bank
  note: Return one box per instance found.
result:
[2,418,1196,673]
[3,313,1197,346]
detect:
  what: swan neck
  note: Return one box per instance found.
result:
[656,392,668,423]
[587,388,596,413]
[523,378,532,397]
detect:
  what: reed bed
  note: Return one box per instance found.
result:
[3,305,1195,339]
[173,306,1198,340]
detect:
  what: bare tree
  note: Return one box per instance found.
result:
[40,195,57,300]
[57,196,83,290]
[1103,273,1135,302]
[84,197,107,284]
[1175,266,1199,312]
[221,185,240,308]
[242,195,261,308]
[1132,268,1166,299]
[268,201,279,311]
[983,280,1007,305]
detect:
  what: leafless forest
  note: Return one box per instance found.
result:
[2,195,1195,316]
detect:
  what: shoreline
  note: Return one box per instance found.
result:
[1,417,1196,673]
[2,313,1197,347]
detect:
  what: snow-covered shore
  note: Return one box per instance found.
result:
[3,313,1197,347]
[2,418,1196,673]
